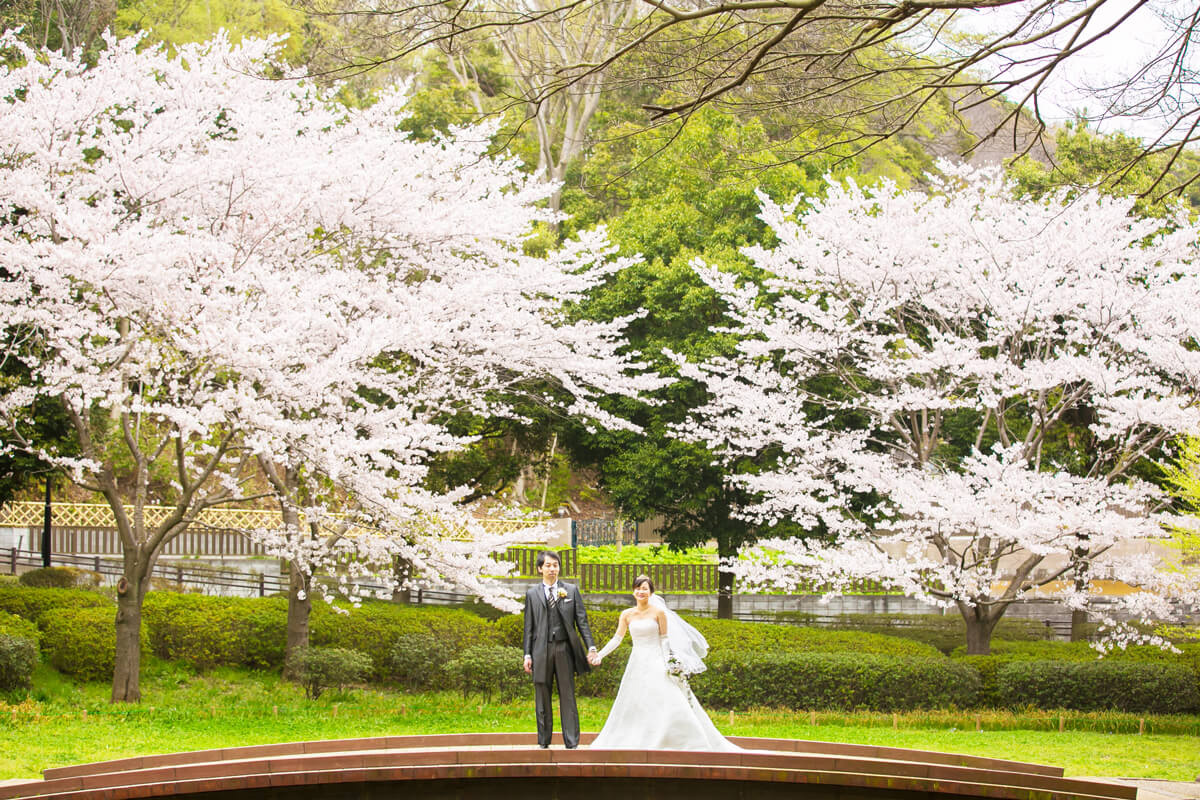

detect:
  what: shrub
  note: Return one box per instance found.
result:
[693,651,980,711]
[143,594,287,670]
[0,585,112,626]
[442,644,527,702]
[18,566,100,589]
[389,633,455,690]
[790,613,1057,654]
[311,600,498,678]
[996,660,1200,713]
[286,646,372,700]
[0,634,39,692]
[40,605,132,681]
[0,610,40,647]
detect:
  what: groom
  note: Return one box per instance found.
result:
[522,549,597,749]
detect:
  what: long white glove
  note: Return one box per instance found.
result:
[660,634,672,663]
[596,632,623,660]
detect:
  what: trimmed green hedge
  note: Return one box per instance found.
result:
[795,613,1057,654]
[694,652,980,711]
[954,639,1200,706]
[39,605,132,681]
[18,566,100,589]
[143,594,288,670]
[442,645,527,702]
[996,660,1200,713]
[0,609,40,646]
[0,584,113,625]
[494,611,942,661]
[309,599,500,679]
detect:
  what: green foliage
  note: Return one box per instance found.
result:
[577,545,715,564]
[996,660,1200,714]
[0,633,38,692]
[286,646,372,700]
[694,652,980,711]
[143,594,287,670]
[310,599,499,679]
[0,584,113,626]
[775,613,1057,654]
[954,640,1200,706]
[39,606,124,681]
[388,633,453,690]
[441,644,527,702]
[0,609,40,646]
[1008,120,1200,216]
[18,566,99,589]
[692,617,944,660]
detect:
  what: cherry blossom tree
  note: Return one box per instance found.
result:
[677,165,1200,654]
[0,31,657,701]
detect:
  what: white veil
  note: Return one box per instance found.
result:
[649,593,709,675]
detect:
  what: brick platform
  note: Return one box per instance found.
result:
[0,733,1138,800]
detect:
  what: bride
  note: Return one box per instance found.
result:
[590,575,740,751]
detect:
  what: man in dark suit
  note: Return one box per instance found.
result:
[522,549,597,749]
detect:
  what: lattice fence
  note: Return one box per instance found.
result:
[0,502,548,555]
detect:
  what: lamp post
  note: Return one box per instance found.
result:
[41,474,51,568]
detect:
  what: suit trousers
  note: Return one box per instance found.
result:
[534,640,579,748]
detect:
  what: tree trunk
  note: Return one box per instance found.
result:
[391,556,413,604]
[110,572,146,703]
[284,561,311,675]
[961,604,1002,655]
[1070,608,1089,641]
[716,536,735,620]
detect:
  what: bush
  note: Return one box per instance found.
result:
[0,584,112,626]
[442,644,527,702]
[0,634,39,692]
[40,605,129,681]
[143,594,287,670]
[389,633,455,690]
[693,651,980,711]
[953,639,1200,705]
[311,600,498,678]
[286,646,373,700]
[789,613,1057,654]
[18,566,100,589]
[996,660,1200,713]
[0,609,40,647]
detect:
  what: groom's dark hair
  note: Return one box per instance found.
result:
[536,550,561,570]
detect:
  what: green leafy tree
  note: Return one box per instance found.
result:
[561,108,833,617]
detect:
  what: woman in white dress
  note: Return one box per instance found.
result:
[590,575,740,751]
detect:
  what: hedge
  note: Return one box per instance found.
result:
[693,651,980,711]
[0,609,41,646]
[309,599,500,679]
[493,610,942,661]
[18,566,100,589]
[143,594,288,670]
[0,584,113,626]
[996,660,1200,713]
[789,613,1058,654]
[954,639,1200,706]
[39,605,136,681]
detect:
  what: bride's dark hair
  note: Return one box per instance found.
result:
[632,574,655,592]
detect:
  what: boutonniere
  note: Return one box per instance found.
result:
[556,588,568,600]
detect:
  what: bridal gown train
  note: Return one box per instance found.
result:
[590,617,740,751]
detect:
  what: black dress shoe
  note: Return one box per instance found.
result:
[565,745,578,750]
[538,744,549,749]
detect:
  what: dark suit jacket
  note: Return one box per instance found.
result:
[522,581,595,684]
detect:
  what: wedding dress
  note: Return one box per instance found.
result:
[590,602,740,751]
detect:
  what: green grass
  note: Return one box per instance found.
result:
[2,662,1198,782]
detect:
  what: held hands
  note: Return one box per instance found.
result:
[587,651,601,666]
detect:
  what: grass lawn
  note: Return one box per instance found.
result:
[2,662,1197,782]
